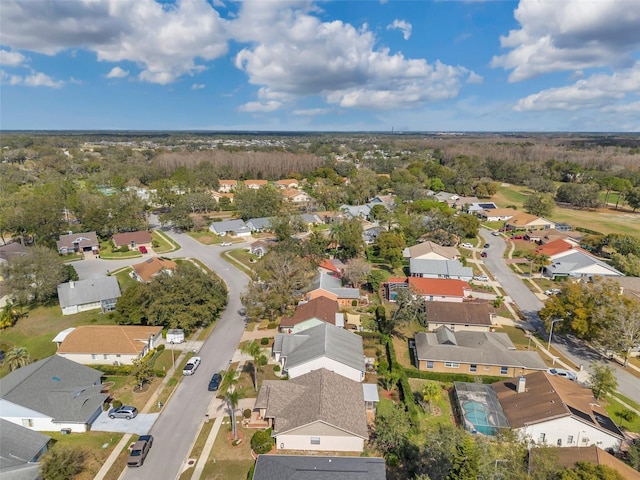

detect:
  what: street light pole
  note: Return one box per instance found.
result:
[548,319,563,353]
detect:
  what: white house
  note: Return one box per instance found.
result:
[493,372,624,451]
[0,356,107,433]
[208,219,252,237]
[272,323,365,382]
[55,325,163,366]
[56,277,121,315]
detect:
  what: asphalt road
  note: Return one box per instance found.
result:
[480,228,640,401]
[71,218,250,480]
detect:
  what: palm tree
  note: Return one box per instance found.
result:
[241,340,267,391]
[0,301,22,329]
[4,346,31,371]
[218,369,245,441]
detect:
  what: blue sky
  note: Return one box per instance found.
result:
[1,0,639,131]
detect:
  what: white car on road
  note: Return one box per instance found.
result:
[460,242,474,248]
[182,357,201,376]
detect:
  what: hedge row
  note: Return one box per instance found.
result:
[404,369,504,385]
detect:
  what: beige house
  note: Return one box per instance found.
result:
[55,325,163,366]
[506,213,555,231]
[275,179,299,189]
[211,191,235,203]
[254,369,370,452]
[282,188,310,203]
[478,208,518,222]
[112,231,152,250]
[244,180,268,189]
[413,326,547,377]
[426,301,496,332]
[131,256,177,283]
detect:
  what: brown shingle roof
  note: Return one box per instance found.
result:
[493,372,622,439]
[531,446,640,479]
[112,231,152,247]
[426,301,494,326]
[56,231,99,250]
[132,257,177,282]
[280,297,340,329]
[255,369,368,439]
[57,325,163,355]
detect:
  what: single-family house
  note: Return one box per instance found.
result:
[252,455,387,480]
[402,241,460,261]
[211,191,235,204]
[369,194,395,210]
[530,446,640,479]
[467,202,498,214]
[111,231,152,250]
[0,355,107,433]
[246,217,274,232]
[279,296,341,333]
[272,323,365,382]
[56,231,99,255]
[384,277,472,303]
[306,271,361,306]
[413,326,547,376]
[208,219,252,237]
[254,369,369,452]
[425,301,496,332]
[218,180,238,193]
[339,204,371,219]
[248,240,270,258]
[409,258,474,281]
[506,213,555,231]
[282,188,310,203]
[478,208,518,222]
[536,242,624,279]
[275,179,300,189]
[300,213,323,229]
[56,277,121,315]
[493,372,624,451]
[0,241,28,264]
[318,258,345,276]
[0,419,51,480]
[131,256,177,283]
[55,325,163,365]
[363,225,383,244]
[244,180,268,189]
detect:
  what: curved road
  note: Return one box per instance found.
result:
[480,228,640,401]
[75,224,250,480]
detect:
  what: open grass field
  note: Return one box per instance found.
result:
[47,431,124,480]
[492,184,640,237]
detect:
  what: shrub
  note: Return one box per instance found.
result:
[152,240,160,248]
[267,321,278,329]
[251,430,274,454]
[243,409,252,419]
[156,344,165,352]
[98,364,133,375]
[111,399,122,409]
[352,300,358,307]
[260,337,269,346]
[274,365,281,372]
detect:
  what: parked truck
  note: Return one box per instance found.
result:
[127,435,153,467]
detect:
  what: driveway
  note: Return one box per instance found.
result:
[91,411,158,435]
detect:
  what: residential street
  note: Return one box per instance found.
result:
[73,219,250,480]
[480,228,640,401]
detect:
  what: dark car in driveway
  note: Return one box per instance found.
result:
[208,373,222,391]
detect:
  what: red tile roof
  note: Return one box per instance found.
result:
[534,238,574,256]
[408,277,471,297]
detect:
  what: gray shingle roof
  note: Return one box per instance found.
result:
[57,276,121,309]
[0,356,107,424]
[410,259,473,279]
[246,217,274,231]
[208,219,251,234]
[255,369,368,439]
[0,419,51,471]
[300,213,322,224]
[55,231,99,250]
[415,327,547,370]
[547,250,623,277]
[252,454,386,480]
[309,272,360,299]
[273,323,365,374]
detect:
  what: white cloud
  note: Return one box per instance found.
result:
[232,2,475,110]
[0,49,27,67]
[238,101,283,112]
[466,72,483,84]
[387,19,412,40]
[515,64,640,111]
[1,70,63,88]
[191,83,205,90]
[492,0,640,81]
[0,0,229,85]
[292,108,332,116]
[107,66,129,78]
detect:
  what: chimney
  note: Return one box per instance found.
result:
[517,376,526,393]
[69,281,75,289]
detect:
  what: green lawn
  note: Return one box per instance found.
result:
[114,267,137,291]
[151,229,179,253]
[407,379,455,429]
[604,396,640,434]
[98,238,142,259]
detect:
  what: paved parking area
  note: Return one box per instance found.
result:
[91,410,159,435]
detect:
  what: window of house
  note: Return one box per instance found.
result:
[469,364,477,373]
[91,354,97,360]
[538,433,546,443]
[116,354,121,358]
[444,362,460,368]
[500,366,508,375]
[567,435,574,444]
[426,361,434,369]
[103,354,109,360]
[310,437,320,445]
[22,419,34,427]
